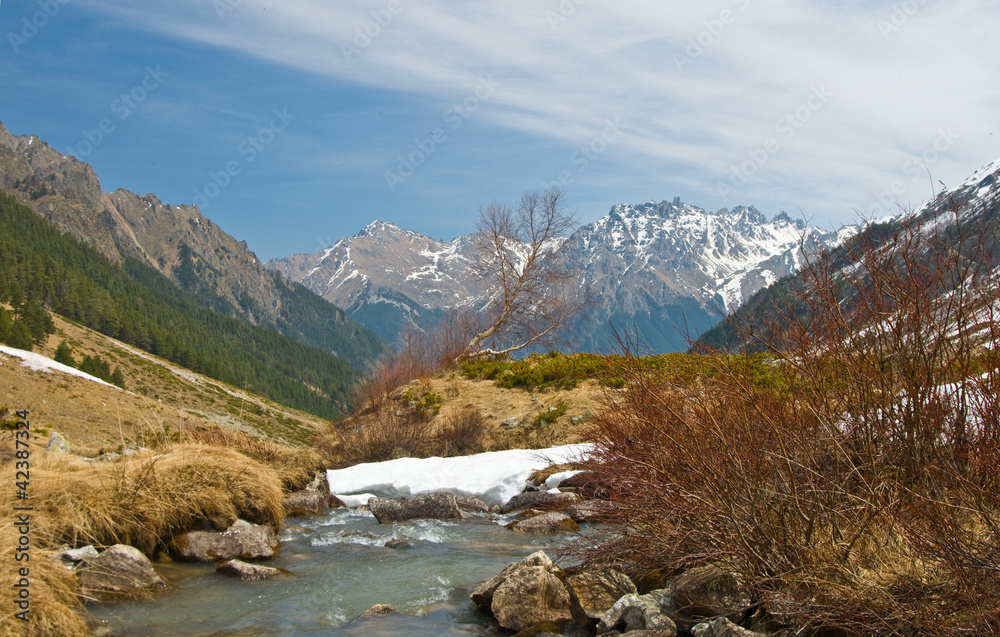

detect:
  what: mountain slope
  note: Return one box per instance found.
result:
[0,189,359,418]
[269,199,850,352]
[0,121,386,370]
[697,157,1000,352]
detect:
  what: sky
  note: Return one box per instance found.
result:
[1,0,998,262]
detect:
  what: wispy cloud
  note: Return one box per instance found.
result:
[76,0,1000,226]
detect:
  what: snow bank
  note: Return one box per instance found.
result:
[0,345,115,388]
[327,444,594,507]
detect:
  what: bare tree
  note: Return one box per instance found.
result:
[462,187,583,358]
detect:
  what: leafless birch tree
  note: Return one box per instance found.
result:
[462,187,583,358]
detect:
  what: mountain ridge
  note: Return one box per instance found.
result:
[0,121,386,370]
[268,197,853,352]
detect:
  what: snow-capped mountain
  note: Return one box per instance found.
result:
[267,199,851,352]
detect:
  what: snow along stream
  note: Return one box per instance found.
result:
[90,445,594,636]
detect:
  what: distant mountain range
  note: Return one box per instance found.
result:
[268,199,854,352]
[0,121,386,371]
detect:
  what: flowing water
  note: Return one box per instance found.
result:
[90,507,586,636]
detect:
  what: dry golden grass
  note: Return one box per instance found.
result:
[0,523,88,636]
[0,440,297,636]
[23,444,286,555]
[184,425,325,491]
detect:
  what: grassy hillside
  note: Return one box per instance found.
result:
[0,189,360,419]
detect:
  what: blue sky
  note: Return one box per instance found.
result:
[1,0,998,261]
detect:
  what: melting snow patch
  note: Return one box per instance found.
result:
[0,345,116,388]
[328,444,593,507]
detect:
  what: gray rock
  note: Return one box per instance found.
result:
[669,565,751,621]
[174,519,278,562]
[62,545,99,564]
[508,511,580,534]
[492,565,573,632]
[567,569,637,629]
[285,471,332,516]
[368,492,464,523]
[570,415,584,424]
[691,617,764,637]
[566,500,612,522]
[597,592,675,635]
[457,496,490,513]
[45,431,71,454]
[502,491,582,513]
[471,550,557,608]
[503,416,522,429]
[216,559,285,581]
[78,545,167,602]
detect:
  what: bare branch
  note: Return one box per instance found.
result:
[463,187,583,359]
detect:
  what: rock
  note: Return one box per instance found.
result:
[78,545,167,602]
[62,545,99,564]
[216,559,286,581]
[361,604,397,616]
[597,592,675,635]
[556,471,609,499]
[368,492,464,523]
[45,431,71,454]
[457,496,490,513]
[470,550,557,608]
[284,489,327,516]
[385,538,414,549]
[570,415,584,424]
[502,491,582,513]
[285,472,332,516]
[567,569,637,629]
[492,565,573,632]
[669,565,751,622]
[329,494,347,509]
[174,519,278,562]
[490,504,503,514]
[566,500,612,522]
[508,512,580,534]
[691,617,764,637]
[511,620,569,636]
[503,416,522,429]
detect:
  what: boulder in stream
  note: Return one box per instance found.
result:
[217,559,287,581]
[368,492,465,523]
[174,519,278,562]
[507,511,580,534]
[502,491,582,513]
[78,545,167,603]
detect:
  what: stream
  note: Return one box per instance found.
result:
[89,506,587,636]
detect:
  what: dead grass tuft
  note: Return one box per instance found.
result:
[184,425,325,491]
[0,524,88,636]
[23,444,285,556]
